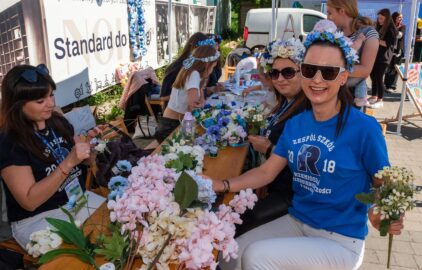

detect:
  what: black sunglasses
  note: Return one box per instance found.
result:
[13,64,50,87]
[268,67,299,80]
[300,63,346,81]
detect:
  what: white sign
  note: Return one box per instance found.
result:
[42,0,131,107]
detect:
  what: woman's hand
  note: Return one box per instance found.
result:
[248,135,271,154]
[66,135,92,168]
[368,206,405,235]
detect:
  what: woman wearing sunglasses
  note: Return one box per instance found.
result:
[236,38,307,236]
[0,65,102,248]
[217,21,403,270]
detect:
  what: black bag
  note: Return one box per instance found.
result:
[95,124,152,187]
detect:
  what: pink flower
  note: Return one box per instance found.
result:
[229,189,258,214]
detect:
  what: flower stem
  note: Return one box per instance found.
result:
[387,233,393,269]
[147,233,172,270]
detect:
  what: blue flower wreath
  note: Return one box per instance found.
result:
[197,38,216,47]
[128,0,147,59]
[303,30,359,72]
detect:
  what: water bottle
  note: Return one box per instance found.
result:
[182,112,196,143]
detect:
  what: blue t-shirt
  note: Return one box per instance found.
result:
[274,107,389,239]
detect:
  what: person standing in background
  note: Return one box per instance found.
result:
[369,8,398,109]
[385,12,405,92]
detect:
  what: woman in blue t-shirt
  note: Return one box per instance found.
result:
[216,22,403,270]
[0,65,102,248]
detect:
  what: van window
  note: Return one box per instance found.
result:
[303,15,323,33]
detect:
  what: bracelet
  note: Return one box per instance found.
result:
[57,164,69,176]
[222,179,231,193]
[265,143,273,159]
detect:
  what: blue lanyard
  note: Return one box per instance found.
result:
[262,98,296,136]
[35,128,66,164]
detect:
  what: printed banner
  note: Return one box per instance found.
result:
[397,63,422,113]
[42,0,131,107]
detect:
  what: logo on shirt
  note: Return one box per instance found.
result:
[297,144,321,176]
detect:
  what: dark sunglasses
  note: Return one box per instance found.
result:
[268,67,299,80]
[13,64,50,87]
[300,63,346,81]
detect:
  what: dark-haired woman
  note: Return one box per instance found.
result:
[370,8,398,108]
[216,21,403,270]
[205,33,224,96]
[385,12,405,91]
[236,38,306,236]
[0,65,102,248]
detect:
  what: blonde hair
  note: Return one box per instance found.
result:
[327,0,372,32]
[173,45,218,90]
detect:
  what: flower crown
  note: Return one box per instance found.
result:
[259,38,305,73]
[304,20,359,72]
[183,51,221,69]
[197,38,216,47]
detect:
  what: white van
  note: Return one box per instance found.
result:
[244,8,326,50]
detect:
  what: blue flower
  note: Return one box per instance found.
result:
[207,125,221,139]
[204,104,211,109]
[221,109,231,116]
[108,188,125,201]
[203,118,216,128]
[116,160,132,172]
[218,117,230,127]
[236,115,246,128]
[108,176,129,191]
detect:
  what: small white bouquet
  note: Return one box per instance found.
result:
[356,166,418,268]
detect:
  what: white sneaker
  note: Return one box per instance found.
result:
[354,98,370,107]
[370,101,384,109]
[368,97,378,104]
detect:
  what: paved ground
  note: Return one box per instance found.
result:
[360,87,422,270]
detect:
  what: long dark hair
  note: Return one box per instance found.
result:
[377,9,395,39]
[206,33,222,71]
[303,41,353,136]
[165,32,208,78]
[0,65,72,163]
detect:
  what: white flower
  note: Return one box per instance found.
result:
[95,143,107,153]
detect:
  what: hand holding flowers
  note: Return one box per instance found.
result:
[356,166,418,268]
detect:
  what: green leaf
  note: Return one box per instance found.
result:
[59,207,76,226]
[39,248,96,266]
[355,192,375,204]
[94,230,128,267]
[45,218,87,250]
[174,171,198,210]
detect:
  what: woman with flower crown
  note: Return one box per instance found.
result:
[236,38,307,236]
[155,45,220,141]
[214,20,403,270]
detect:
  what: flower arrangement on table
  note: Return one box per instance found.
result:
[356,166,418,269]
[106,155,258,270]
[160,132,205,173]
[242,104,266,136]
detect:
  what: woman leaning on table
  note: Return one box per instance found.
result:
[0,65,102,248]
[236,38,307,236]
[215,20,404,270]
[155,45,220,142]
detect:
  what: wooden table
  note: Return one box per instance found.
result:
[40,141,249,270]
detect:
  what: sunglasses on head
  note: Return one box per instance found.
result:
[268,67,299,80]
[300,63,346,81]
[13,64,50,87]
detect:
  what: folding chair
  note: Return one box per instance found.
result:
[224,65,236,80]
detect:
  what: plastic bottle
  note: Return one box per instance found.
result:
[181,112,196,143]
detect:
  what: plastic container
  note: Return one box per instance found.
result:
[181,112,196,143]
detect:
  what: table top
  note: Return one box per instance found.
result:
[40,136,248,269]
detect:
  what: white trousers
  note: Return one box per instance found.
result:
[219,214,365,270]
[11,191,105,249]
